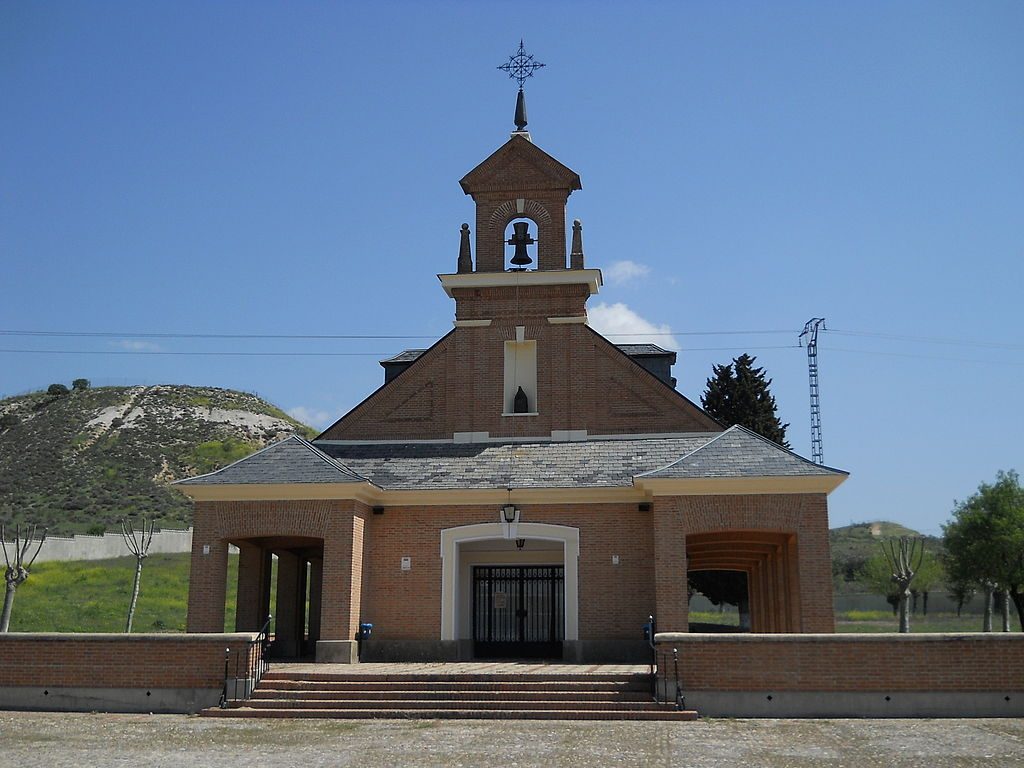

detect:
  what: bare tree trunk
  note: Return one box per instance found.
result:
[1002,590,1012,633]
[911,591,918,615]
[120,518,154,633]
[0,581,16,632]
[984,588,993,632]
[898,588,911,633]
[923,591,929,616]
[125,557,143,633]
[1,525,46,633]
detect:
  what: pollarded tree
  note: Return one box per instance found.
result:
[943,470,1024,631]
[1,523,47,632]
[701,354,789,447]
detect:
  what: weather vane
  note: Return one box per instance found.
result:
[498,41,545,132]
[497,40,545,89]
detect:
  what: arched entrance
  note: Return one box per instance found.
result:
[686,531,799,633]
[440,522,579,660]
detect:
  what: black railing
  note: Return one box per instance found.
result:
[220,614,272,707]
[653,645,685,710]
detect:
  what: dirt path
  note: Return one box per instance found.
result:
[1,712,1023,767]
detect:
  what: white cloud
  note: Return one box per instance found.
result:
[604,260,651,285]
[587,302,680,350]
[112,339,162,352]
[287,405,339,430]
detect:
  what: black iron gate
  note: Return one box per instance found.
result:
[472,565,564,659]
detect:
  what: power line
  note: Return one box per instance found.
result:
[826,329,1024,351]
[0,328,799,340]
[0,349,396,357]
[826,346,1024,366]
[0,344,804,358]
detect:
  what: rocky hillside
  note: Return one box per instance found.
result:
[830,520,942,592]
[0,384,315,535]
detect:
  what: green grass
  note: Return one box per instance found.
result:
[9,552,237,633]
[835,612,995,633]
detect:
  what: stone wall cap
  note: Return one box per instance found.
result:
[655,632,1024,643]
[0,632,261,642]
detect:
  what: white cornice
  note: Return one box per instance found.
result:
[437,269,603,297]
[634,475,847,496]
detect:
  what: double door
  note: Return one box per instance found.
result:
[472,565,564,659]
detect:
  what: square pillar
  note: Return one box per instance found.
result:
[186,510,228,633]
[308,557,323,645]
[652,498,689,632]
[317,514,364,663]
[235,543,270,631]
[274,551,304,658]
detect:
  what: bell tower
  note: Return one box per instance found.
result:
[441,42,600,330]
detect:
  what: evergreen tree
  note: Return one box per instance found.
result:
[700,353,790,447]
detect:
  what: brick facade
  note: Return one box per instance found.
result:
[320,323,719,441]
[181,125,841,665]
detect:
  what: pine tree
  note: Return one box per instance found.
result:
[700,353,790,447]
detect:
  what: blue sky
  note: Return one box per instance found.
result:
[3,2,1022,535]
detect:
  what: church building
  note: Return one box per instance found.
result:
[177,83,847,664]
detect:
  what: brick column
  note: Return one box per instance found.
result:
[234,542,268,631]
[798,494,836,632]
[185,506,228,633]
[274,552,303,658]
[652,497,689,632]
[308,556,324,644]
[317,511,365,662]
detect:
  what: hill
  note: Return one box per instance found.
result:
[830,520,942,592]
[0,383,314,535]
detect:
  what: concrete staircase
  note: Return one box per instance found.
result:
[201,669,698,721]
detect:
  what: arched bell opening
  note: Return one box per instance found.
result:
[503,217,540,271]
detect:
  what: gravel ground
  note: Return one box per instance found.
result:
[2,713,1024,767]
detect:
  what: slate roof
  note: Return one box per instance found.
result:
[175,435,370,486]
[381,349,428,364]
[614,344,673,356]
[176,427,846,489]
[638,425,848,480]
[318,435,716,490]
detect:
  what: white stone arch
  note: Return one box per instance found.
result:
[440,522,580,643]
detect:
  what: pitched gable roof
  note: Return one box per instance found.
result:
[637,425,848,480]
[175,435,370,486]
[460,134,582,195]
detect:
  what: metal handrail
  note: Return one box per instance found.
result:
[653,644,685,710]
[220,614,272,708]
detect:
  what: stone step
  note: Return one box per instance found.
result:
[256,684,647,696]
[234,698,668,712]
[262,671,652,685]
[202,707,699,721]
[252,689,651,702]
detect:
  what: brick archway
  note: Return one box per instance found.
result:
[439,522,580,651]
[686,531,799,633]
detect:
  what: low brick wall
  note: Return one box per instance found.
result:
[655,633,1024,717]
[0,632,260,714]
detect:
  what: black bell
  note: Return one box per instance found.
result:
[507,221,535,269]
[513,386,530,413]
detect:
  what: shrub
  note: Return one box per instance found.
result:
[0,413,18,430]
[72,378,90,391]
[47,383,70,396]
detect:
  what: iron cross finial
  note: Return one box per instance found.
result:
[497,40,545,89]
